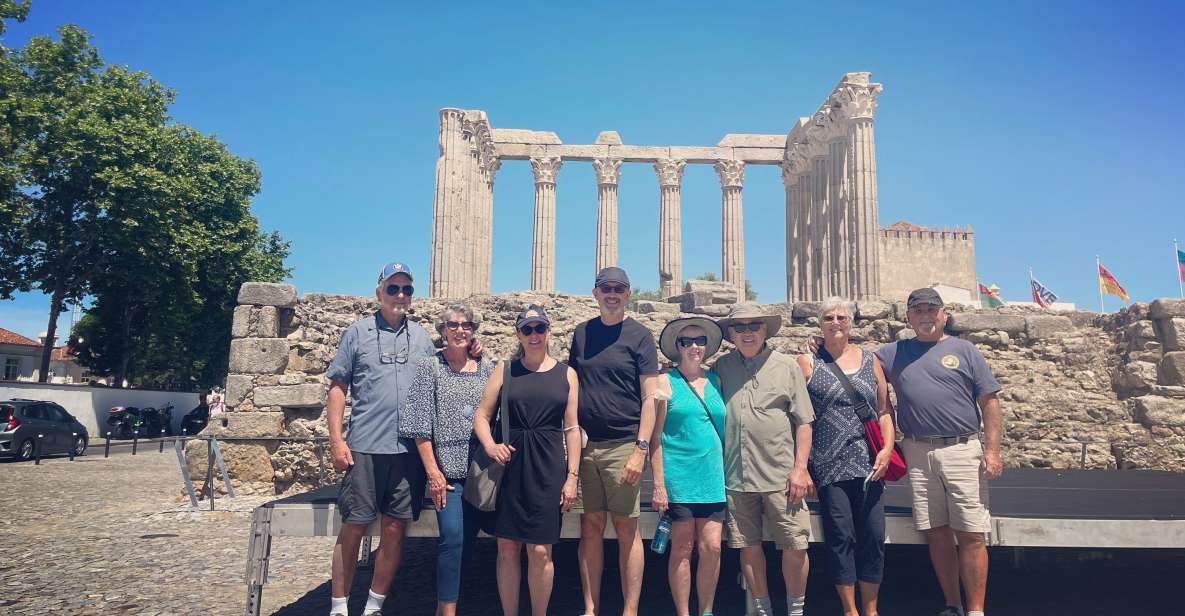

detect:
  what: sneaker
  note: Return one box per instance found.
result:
[362,610,381,616]
[937,607,964,616]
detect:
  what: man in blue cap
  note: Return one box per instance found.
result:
[324,262,435,616]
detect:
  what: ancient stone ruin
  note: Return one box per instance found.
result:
[427,71,977,303]
[188,282,1185,495]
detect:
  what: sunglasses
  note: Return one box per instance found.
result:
[385,284,414,297]
[730,322,764,332]
[597,284,628,295]
[444,321,476,331]
[677,335,709,348]
[518,323,549,336]
[821,314,850,323]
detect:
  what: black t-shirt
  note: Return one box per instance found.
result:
[569,316,660,441]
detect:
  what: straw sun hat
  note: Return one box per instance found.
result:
[658,317,724,363]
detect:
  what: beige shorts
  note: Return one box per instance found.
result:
[724,489,811,551]
[576,439,641,517]
[900,436,991,533]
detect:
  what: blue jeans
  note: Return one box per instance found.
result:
[436,479,481,602]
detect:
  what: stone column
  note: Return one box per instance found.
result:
[839,80,884,298]
[782,162,798,302]
[714,159,746,296]
[477,157,499,294]
[811,148,829,299]
[655,158,687,300]
[430,108,468,298]
[829,136,850,298]
[459,118,480,296]
[799,155,815,301]
[592,158,623,275]
[529,157,562,292]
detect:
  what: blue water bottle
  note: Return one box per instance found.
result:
[651,512,672,554]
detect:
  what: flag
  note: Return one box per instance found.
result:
[1098,262,1129,303]
[1030,277,1058,309]
[979,283,1004,309]
[1177,249,1185,283]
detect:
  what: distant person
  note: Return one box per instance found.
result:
[875,288,1003,616]
[324,262,476,616]
[472,305,581,616]
[796,297,895,616]
[650,317,727,616]
[714,302,815,616]
[568,266,660,616]
[401,303,492,616]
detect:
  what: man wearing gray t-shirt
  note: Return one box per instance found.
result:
[874,288,1002,616]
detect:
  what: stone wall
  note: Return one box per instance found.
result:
[192,282,1185,495]
[879,224,976,301]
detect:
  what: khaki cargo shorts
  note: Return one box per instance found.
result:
[576,439,641,517]
[900,435,991,533]
[725,489,811,551]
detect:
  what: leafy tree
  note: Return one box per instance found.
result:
[2,11,289,387]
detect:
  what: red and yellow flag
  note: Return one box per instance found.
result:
[1098,262,1129,303]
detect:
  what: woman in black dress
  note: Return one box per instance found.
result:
[473,305,581,616]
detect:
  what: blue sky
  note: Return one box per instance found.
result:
[3,1,1184,340]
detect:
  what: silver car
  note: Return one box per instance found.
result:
[0,399,89,460]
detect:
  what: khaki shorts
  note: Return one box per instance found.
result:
[576,439,641,517]
[900,436,991,533]
[724,489,811,551]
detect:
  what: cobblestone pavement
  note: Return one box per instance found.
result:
[1,452,1180,615]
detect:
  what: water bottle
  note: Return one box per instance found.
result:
[651,512,672,554]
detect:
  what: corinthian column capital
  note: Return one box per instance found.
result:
[530,156,563,184]
[592,158,623,186]
[714,159,745,189]
[835,82,883,122]
[654,158,687,187]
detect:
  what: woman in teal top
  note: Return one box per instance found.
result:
[652,317,727,616]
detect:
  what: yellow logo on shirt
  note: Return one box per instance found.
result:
[941,354,960,369]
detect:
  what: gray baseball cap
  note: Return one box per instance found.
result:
[907,287,944,308]
[595,266,630,288]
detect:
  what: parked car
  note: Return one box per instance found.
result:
[0,399,89,460]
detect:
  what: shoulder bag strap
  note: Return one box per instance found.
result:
[819,350,876,423]
[499,361,511,444]
[677,370,723,442]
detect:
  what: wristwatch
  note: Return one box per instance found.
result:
[635,439,649,452]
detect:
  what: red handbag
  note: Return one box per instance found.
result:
[821,356,907,482]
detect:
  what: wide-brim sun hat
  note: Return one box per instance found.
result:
[658,317,723,362]
[717,302,782,340]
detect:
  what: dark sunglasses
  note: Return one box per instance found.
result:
[385,284,414,297]
[730,322,764,332]
[821,314,849,323]
[677,335,709,348]
[444,321,476,331]
[598,284,628,295]
[518,323,548,336]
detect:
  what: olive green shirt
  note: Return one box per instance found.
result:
[715,346,816,493]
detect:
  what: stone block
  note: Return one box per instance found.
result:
[489,128,561,145]
[238,282,297,308]
[947,313,1026,335]
[492,142,530,159]
[1133,396,1185,428]
[856,300,891,320]
[231,305,252,338]
[255,306,279,337]
[1155,318,1185,352]
[594,131,622,145]
[207,411,285,438]
[683,280,740,304]
[717,133,787,148]
[254,384,327,408]
[228,338,290,374]
[635,300,679,315]
[792,301,823,319]
[1025,315,1075,339]
[1149,299,1185,319]
[606,145,669,161]
[1113,361,1158,392]
[891,302,909,321]
[689,305,731,317]
[225,374,254,407]
[1161,352,1185,385]
[733,147,783,164]
[667,146,723,163]
[548,144,610,160]
[1127,320,1157,340]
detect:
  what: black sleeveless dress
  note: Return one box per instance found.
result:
[493,359,570,545]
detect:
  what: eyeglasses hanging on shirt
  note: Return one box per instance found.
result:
[377,320,410,364]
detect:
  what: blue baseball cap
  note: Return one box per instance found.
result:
[378,262,414,283]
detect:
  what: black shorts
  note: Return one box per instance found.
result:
[668,501,726,523]
[337,451,424,524]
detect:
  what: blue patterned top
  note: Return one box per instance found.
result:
[805,350,875,487]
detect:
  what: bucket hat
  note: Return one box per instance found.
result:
[717,302,781,339]
[658,317,723,363]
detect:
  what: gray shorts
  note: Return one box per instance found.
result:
[337,451,424,524]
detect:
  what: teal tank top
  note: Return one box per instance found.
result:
[660,368,726,503]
